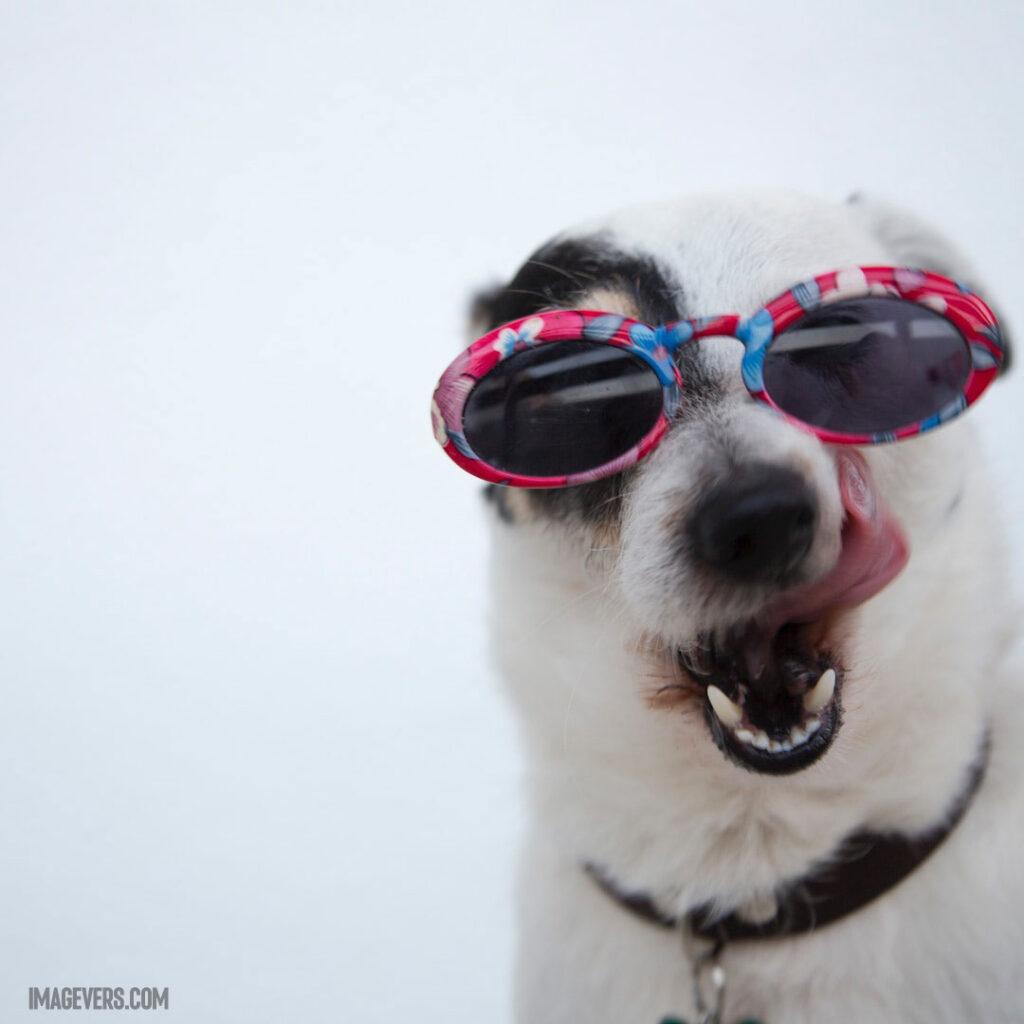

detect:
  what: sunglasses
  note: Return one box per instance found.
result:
[431,266,1006,488]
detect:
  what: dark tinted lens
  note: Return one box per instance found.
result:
[763,297,970,434]
[462,341,664,477]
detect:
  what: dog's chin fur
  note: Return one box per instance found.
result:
[479,192,1024,1022]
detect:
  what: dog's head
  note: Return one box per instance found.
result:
[474,192,1010,787]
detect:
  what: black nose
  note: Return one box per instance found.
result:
[688,464,818,585]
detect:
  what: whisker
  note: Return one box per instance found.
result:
[534,580,610,628]
[502,287,557,305]
[525,258,596,289]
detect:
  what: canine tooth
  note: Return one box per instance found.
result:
[735,729,755,744]
[803,668,836,714]
[707,685,743,727]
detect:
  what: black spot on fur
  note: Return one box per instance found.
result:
[473,235,719,529]
[482,483,516,524]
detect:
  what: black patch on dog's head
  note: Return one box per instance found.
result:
[474,235,718,529]
[478,236,680,328]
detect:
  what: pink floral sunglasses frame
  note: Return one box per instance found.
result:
[430,265,1005,488]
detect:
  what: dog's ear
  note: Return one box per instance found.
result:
[847,193,974,278]
[848,193,1012,372]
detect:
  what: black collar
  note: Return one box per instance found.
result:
[587,733,989,944]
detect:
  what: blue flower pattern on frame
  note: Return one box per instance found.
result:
[626,322,693,386]
[583,313,626,341]
[448,431,478,460]
[736,308,775,392]
[492,316,544,358]
[792,280,821,310]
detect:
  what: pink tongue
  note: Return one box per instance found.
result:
[760,451,909,634]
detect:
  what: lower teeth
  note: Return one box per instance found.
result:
[734,715,821,754]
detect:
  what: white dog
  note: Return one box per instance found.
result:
[467,192,1022,1023]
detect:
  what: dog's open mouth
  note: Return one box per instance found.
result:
[677,452,909,775]
[679,618,844,774]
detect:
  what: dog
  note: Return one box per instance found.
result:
[466,192,1023,1022]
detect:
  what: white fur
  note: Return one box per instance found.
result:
[488,192,1024,1023]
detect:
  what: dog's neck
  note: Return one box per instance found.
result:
[585,727,989,942]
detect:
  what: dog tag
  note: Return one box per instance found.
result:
[664,930,765,1024]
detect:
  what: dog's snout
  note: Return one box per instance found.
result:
[689,464,817,585]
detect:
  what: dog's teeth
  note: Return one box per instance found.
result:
[735,729,755,744]
[752,731,771,751]
[707,685,743,727]
[806,717,822,736]
[789,724,808,746]
[803,668,836,714]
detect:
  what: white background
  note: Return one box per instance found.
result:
[1,2,1022,1021]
